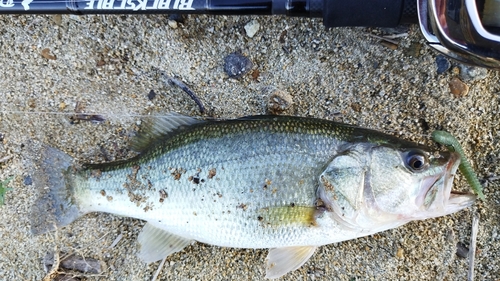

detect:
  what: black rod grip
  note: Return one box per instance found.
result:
[401,0,418,24]
[323,0,418,27]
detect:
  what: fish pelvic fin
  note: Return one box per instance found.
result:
[30,146,82,235]
[265,246,317,279]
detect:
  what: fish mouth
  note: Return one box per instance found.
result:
[418,152,476,215]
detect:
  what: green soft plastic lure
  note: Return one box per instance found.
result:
[432,131,485,200]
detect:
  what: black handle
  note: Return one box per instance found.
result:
[401,0,419,24]
[322,0,418,27]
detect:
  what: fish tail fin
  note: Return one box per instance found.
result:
[30,145,83,235]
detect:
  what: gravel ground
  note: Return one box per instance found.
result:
[0,14,499,281]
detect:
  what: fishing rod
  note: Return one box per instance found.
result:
[0,0,499,69]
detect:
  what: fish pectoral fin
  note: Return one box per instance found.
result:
[137,223,193,263]
[265,246,317,279]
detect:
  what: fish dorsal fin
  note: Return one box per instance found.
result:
[137,223,193,263]
[131,113,203,152]
[265,246,317,279]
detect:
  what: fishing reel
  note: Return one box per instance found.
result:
[417,0,500,69]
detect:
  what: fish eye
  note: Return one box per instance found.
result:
[405,151,428,171]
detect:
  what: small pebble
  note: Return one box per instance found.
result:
[436,55,451,74]
[96,59,106,67]
[41,48,56,60]
[168,20,178,29]
[147,90,156,101]
[405,42,422,57]
[456,242,469,258]
[264,86,293,114]
[52,15,62,26]
[251,69,260,80]
[396,248,404,259]
[23,175,32,186]
[244,20,260,38]
[449,77,469,97]
[350,103,361,112]
[459,65,488,82]
[223,52,253,79]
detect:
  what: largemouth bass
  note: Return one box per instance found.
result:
[30,114,476,278]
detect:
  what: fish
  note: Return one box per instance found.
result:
[30,113,476,279]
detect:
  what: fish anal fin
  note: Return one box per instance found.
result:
[137,223,193,263]
[265,246,317,279]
